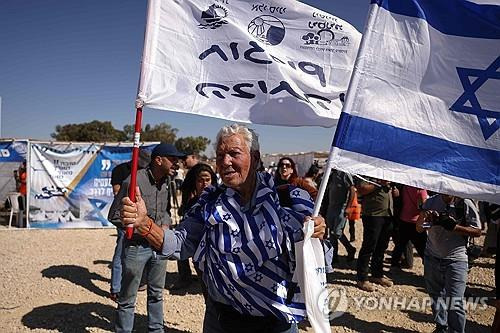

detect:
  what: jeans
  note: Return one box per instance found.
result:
[424,255,468,333]
[328,209,355,259]
[356,216,393,281]
[111,228,125,294]
[115,243,167,333]
[329,209,348,239]
[391,219,427,266]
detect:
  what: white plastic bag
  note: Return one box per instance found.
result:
[294,219,330,332]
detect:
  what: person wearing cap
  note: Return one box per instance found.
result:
[108,143,185,333]
[120,124,325,333]
[181,148,199,170]
[108,149,151,302]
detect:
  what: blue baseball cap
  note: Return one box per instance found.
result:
[151,143,186,158]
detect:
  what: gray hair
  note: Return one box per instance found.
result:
[215,123,260,152]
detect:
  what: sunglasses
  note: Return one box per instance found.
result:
[279,163,292,169]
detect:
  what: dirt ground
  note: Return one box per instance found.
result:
[0,224,495,332]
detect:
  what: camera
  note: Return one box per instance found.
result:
[467,245,482,260]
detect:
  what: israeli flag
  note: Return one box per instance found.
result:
[330,0,500,204]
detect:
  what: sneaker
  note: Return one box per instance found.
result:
[357,280,375,292]
[370,277,393,288]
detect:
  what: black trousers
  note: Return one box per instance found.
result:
[356,216,393,281]
[177,259,193,279]
[208,300,293,333]
[331,233,355,257]
[391,219,427,265]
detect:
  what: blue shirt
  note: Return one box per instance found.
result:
[161,172,313,322]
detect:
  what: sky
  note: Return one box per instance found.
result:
[0,0,370,156]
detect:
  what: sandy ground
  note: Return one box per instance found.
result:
[0,223,495,333]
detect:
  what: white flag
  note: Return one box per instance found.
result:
[137,0,361,127]
[330,0,500,204]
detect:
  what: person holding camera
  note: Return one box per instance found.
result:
[416,194,481,333]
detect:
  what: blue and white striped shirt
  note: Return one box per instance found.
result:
[162,172,314,322]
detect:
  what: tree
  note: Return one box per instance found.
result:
[123,123,178,143]
[175,136,211,155]
[51,121,126,142]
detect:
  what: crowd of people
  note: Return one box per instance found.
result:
[106,124,498,333]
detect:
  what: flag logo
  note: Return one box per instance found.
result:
[247,15,286,46]
[199,4,228,29]
[450,56,500,140]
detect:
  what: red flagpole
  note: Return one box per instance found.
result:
[126,107,143,239]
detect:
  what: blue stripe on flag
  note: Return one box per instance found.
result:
[334,114,500,185]
[371,0,500,39]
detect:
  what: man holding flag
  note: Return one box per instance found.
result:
[121,124,326,333]
[128,1,361,329]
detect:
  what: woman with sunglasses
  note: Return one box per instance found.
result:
[274,157,318,200]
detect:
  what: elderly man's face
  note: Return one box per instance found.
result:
[216,134,253,192]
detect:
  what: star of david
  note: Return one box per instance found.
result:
[282,214,291,223]
[291,189,301,197]
[228,284,236,292]
[260,221,266,230]
[245,262,254,272]
[254,273,264,282]
[244,303,253,312]
[232,247,241,254]
[450,56,500,140]
[271,283,279,293]
[265,239,274,250]
[200,240,205,248]
[230,229,240,237]
[223,213,232,221]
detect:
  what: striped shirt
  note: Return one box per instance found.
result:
[162,172,314,322]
